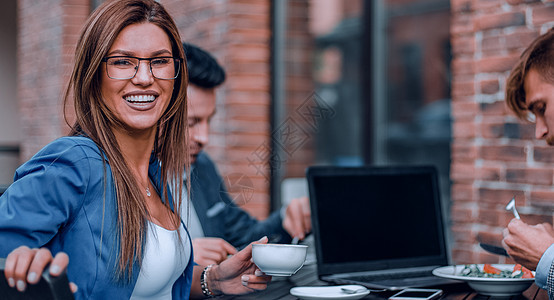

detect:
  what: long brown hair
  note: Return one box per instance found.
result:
[63,0,189,281]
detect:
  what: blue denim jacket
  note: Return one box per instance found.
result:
[0,136,194,299]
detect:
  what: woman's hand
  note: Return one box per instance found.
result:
[3,246,77,293]
[207,236,272,295]
[192,237,238,266]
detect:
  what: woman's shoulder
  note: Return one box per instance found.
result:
[35,136,104,161]
[17,136,106,178]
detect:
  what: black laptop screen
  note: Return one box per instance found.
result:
[308,166,447,271]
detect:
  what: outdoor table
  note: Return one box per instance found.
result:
[221,264,549,300]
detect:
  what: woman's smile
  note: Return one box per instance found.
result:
[123,90,159,110]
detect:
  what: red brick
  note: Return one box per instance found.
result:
[480,79,499,94]
[226,91,270,105]
[502,122,536,140]
[475,11,526,30]
[226,75,269,90]
[451,0,473,13]
[480,145,526,162]
[452,57,475,76]
[452,35,476,55]
[506,168,553,185]
[476,165,502,181]
[504,29,540,51]
[227,61,269,75]
[477,207,502,226]
[452,143,478,161]
[476,230,503,245]
[507,0,542,4]
[481,34,504,53]
[478,251,507,264]
[452,101,479,120]
[534,146,554,163]
[530,190,554,208]
[520,214,552,226]
[532,5,554,25]
[452,245,477,264]
[473,0,503,11]
[227,104,269,119]
[451,184,475,202]
[453,120,476,139]
[452,79,475,97]
[481,120,505,138]
[476,54,522,73]
[451,162,476,181]
[479,188,524,205]
[451,14,475,35]
[451,224,475,243]
[451,204,473,222]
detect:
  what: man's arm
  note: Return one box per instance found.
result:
[502,219,554,290]
[536,244,554,289]
[502,219,554,270]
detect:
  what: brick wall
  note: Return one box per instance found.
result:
[162,0,272,219]
[18,0,89,160]
[450,0,554,263]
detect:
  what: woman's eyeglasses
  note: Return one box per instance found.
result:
[102,56,181,80]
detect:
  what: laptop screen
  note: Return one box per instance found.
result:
[307,166,448,276]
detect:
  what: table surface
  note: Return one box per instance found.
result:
[220,264,549,300]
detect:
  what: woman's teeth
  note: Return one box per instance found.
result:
[125,95,155,103]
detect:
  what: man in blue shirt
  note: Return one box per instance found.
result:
[182,43,311,266]
[503,27,554,298]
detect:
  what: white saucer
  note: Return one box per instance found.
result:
[290,285,370,300]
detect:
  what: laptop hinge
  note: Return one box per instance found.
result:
[329,265,439,279]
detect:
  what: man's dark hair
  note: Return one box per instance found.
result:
[183,42,226,88]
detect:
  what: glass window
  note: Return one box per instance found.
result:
[271,0,451,223]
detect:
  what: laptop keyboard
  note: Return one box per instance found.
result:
[348,269,432,282]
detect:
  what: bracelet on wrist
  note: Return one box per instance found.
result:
[201,264,216,298]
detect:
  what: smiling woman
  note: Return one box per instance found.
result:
[0,0,271,299]
[99,22,177,132]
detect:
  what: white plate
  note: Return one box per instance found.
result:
[432,264,535,296]
[290,285,370,300]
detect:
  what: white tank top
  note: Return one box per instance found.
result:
[130,222,191,300]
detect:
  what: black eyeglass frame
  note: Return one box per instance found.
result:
[101,55,182,80]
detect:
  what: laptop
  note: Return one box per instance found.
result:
[306,165,456,291]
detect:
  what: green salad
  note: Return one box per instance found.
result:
[460,264,532,279]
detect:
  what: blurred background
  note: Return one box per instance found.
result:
[1,0,554,264]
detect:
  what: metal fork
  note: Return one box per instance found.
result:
[505,197,520,219]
